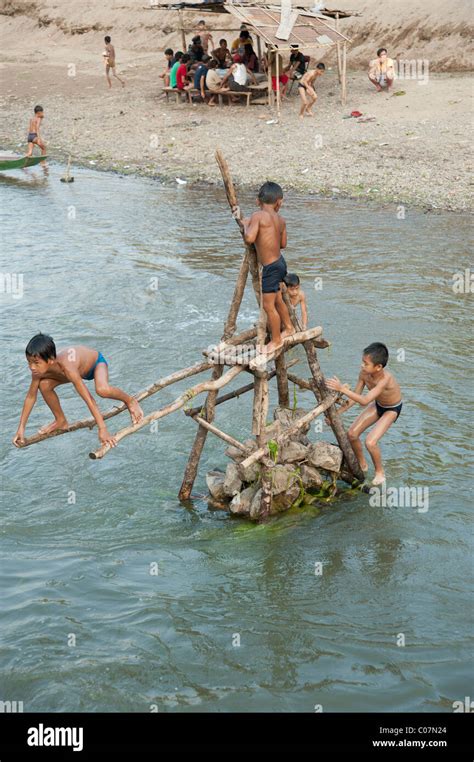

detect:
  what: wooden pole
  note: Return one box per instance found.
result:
[274,353,290,407]
[267,48,273,108]
[178,10,187,52]
[256,372,272,519]
[90,365,245,460]
[335,13,342,85]
[192,416,248,452]
[341,41,347,105]
[276,48,281,120]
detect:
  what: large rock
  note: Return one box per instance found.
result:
[230,485,258,515]
[307,442,343,473]
[278,441,309,464]
[225,438,257,463]
[274,406,311,435]
[249,481,300,519]
[206,470,228,501]
[270,464,299,495]
[223,462,243,497]
[300,464,323,489]
[237,460,261,484]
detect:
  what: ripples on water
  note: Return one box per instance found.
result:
[0,165,472,712]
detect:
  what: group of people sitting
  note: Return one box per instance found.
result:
[160,20,317,107]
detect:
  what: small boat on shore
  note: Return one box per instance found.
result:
[0,154,48,171]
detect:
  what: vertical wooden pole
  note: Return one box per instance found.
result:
[335,13,342,84]
[178,10,187,52]
[275,353,290,407]
[276,48,281,119]
[256,34,262,68]
[341,41,347,105]
[267,48,273,108]
[256,372,272,519]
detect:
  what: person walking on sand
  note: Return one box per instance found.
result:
[298,62,325,119]
[103,35,125,88]
[26,105,47,157]
[368,48,395,92]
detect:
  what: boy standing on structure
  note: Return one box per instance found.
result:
[241,182,294,354]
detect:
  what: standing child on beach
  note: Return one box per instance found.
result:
[326,342,403,486]
[103,36,125,88]
[284,273,308,329]
[26,105,46,157]
[298,62,325,119]
[12,334,143,449]
[241,182,294,353]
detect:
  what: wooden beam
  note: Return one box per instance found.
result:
[248,326,323,371]
[90,365,245,460]
[192,415,248,452]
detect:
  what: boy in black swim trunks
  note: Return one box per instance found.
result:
[326,343,402,486]
[298,62,325,119]
[12,334,143,449]
[241,182,294,353]
[26,105,46,157]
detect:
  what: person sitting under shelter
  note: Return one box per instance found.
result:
[186,55,211,100]
[231,28,253,55]
[212,39,232,68]
[368,47,395,91]
[206,59,228,106]
[287,44,307,82]
[188,36,204,64]
[266,46,289,99]
[221,54,256,99]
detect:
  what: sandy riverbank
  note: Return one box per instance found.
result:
[0,0,472,211]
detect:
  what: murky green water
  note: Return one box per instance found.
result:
[1,164,472,712]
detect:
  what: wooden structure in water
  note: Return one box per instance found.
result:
[18,150,363,518]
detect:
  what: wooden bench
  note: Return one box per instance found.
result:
[163,87,185,104]
[217,90,252,108]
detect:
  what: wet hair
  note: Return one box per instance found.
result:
[34,104,44,113]
[104,35,111,43]
[165,48,173,56]
[377,47,387,57]
[316,62,326,70]
[284,273,300,287]
[209,59,218,69]
[363,342,389,367]
[174,51,183,61]
[25,333,56,361]
[181,54,191,64]
[258,181,283,204]
[219,38,227,46]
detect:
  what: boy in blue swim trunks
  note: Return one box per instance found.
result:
[26,105,47,157]
[12,334,143,449]
[326,343,402,486]
[242,182,294,353]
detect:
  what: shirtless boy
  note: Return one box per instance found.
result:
[26,105,46,157]
[103,36,125,88]
[241,182,294,353]
[298,62,325,119]
[284,273,307,329]
[326,342,403,486]
[12,334,143,449]
[195,20,214,54]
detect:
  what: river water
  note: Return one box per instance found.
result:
[1,164,472,712]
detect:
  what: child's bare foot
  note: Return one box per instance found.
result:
[127,399,143,425]
[281,328,294,340]
[359,460,369,473]
[371,472,386,486]
[38,419,69,435]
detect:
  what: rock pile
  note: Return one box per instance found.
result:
[206,406,344,520]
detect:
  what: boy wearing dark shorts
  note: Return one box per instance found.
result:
[327,342,403,486]
[241,182,294,353]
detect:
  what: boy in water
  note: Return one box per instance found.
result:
[103,36,125,88]
[298,62,325,119]
[326,342,402,485]
[284,273,307,329]
[26,105,46,157]
[241,182,294,353]
[12,334,143,449]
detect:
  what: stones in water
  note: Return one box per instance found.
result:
[307,441,343,472]
[223,462,243,497]
[206,469,228,501]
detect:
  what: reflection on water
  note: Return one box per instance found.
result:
[0,163,472,712]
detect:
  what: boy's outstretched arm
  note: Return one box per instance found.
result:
[65,369,117,447]
[243,212,260,245]
[12,378,40,446]
[280,219,287,249]
[327,374,388,406]
[337,374,365,413]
